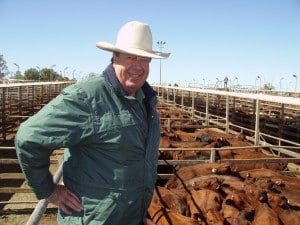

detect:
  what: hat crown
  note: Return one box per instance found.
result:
[115,21,153,52]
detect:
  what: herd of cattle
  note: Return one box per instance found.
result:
[147,108,300,225]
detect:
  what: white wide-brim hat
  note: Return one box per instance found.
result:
[96,21,170,59]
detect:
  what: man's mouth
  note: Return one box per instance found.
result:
[129,73,142,78]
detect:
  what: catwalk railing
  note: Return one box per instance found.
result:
[153,85,300,146]
[0,81,74,142]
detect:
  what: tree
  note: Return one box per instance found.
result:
[0,54,9,79]
[263,83,274,90]
[24,68,39,80]
[13,71,24,80]
[40,68,61,81]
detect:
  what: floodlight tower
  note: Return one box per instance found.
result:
[157,41,166,85]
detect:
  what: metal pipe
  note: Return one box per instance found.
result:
[26,157,64,225]
[166,87,169,102]
[181,90,184,108]
[205,93,209,126]
[225,95,229,133]
[191,91,195,118]
[158,158,300,166]
[0,147,16,150]
[173,88,176,104]
[254,99,260,146]
[210,148,216,162]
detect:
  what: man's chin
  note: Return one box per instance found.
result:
[125,82,143,93]
[127,79,143,86]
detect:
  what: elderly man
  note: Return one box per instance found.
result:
[15,21,170,225]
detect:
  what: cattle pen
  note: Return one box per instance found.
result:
[0,82,300,225]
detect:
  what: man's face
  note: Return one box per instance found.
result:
[113,53,151,96]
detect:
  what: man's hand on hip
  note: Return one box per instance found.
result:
[47,184,83,214]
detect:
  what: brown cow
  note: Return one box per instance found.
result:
[151,186,188,216]
[187,189,224,225]
[222,204,252,225]
[165,163,231,189]
[252,203,281,225]
[267,193,300,225]
[148,203,203,225]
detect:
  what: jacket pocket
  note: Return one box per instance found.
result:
[57,209,83,225]
[82,192,122,224]
[92,111,136,147]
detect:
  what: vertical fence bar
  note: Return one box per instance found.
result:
[166,87,169,103]
[210,148,216,162]
[181,90,184,108]
[254,99,260,146]
[191,91,195,118]
[225,95,229,133]
[205,93,209,126]
[173,88,176,105]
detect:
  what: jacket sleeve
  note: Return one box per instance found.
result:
[15,85,94,199]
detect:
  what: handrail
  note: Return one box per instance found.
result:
[26,155,64,225]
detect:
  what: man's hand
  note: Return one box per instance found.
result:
[47,184,83,214]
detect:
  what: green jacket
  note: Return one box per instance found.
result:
[15,66,160,225]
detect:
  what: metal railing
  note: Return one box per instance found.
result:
[26,156,64,225]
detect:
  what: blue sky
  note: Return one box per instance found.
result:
[1,0,300,90]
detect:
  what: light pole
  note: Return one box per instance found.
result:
[234,77,238,87]
[292,74,297,92]
[215,78,220,89]
[156,41,166,85]
[36,66,41,82]
[279,77,284,90]
[13,63,20,75]
[78,71,83,81]
[256,75,261,90]
[63,66,69,78]
[49,64,56,81]
[72,69,76,80]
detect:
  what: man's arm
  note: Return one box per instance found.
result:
[15,85,93,199]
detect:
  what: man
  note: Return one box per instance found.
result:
[15,21,170,225]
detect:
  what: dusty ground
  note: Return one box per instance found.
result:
[0,158,60,225]
[1,212,57,225]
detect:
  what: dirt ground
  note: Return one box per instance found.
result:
[1,212,57,225]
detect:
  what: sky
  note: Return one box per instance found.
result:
[1,0,300,91]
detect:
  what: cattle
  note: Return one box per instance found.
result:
[151,186,188,216]
[155,110,300,225]
[165,163,231,189]
[187,189,223,225]
[252,203,281,225]
[222,204,252,225]
[148,203,203,225]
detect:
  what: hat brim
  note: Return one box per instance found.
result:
[96,41,170,59]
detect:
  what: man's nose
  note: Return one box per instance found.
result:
[132,58,144,66]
